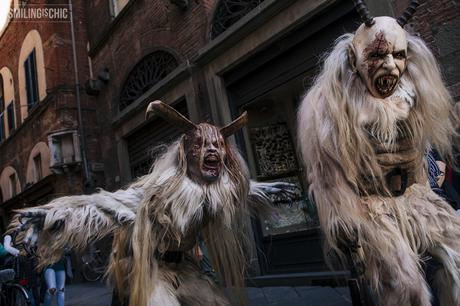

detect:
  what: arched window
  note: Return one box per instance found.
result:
[210,0,266,39]
[119,51,178,111]
[26,142,51,184]
[0,166,21,201]
[19,29,47,122]
[0,67,16,139]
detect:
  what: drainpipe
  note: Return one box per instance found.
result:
[68,0,91,188]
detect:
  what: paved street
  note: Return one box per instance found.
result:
[65,281,352,306]
[66,282,112,306]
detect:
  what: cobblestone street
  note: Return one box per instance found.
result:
[65,282,352,306]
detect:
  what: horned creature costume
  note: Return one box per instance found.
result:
[298,1,460,305]
[9,101,292,306]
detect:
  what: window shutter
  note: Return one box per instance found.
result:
[25,49,39,111]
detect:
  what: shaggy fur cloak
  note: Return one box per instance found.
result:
[9,136,271,306]
[298,32,460,306]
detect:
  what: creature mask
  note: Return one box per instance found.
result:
[184,124,226,183]
[145,100,248,184]
[350,17,407,98]
[349,0,419,98]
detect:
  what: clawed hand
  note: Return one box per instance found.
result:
[257,181,300,201]
[11,210,51,248]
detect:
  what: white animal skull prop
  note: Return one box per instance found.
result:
[349,17,408,98]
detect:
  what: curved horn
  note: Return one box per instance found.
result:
[220,111,248,137]
[352,0,375,27]
[145,100,196,132]
[397,0,419,27]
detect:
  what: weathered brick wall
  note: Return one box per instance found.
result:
[0,0,103,207]
[393,0,460,99]
[87,0,218,189]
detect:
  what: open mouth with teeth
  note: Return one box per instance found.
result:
[202,154,221,178]
[374,75,398,97]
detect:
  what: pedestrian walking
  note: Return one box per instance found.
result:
[44,252,73,306]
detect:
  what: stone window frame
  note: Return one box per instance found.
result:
[26,141,52,184]
[18,29,47,123]
[0,166,21,201]
[0,67,16,140]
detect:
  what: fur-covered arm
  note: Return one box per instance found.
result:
[8,187,144,266]
[249,181,297,202]
[248,180,298,215]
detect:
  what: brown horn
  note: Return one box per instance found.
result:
[397,0,419,27]
[352,0,375,27]
[220,111,248,137]
[145,100,196,132]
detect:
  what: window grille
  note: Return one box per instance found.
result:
[210,0,266,39]
[119,51,178,111]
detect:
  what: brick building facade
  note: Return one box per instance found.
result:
[0,0,103,229]
[0,0,459,285]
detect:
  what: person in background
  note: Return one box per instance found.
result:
[44,252,73,306]
[3,234,20,257]
[427,149,460,211]
[4,234,40,306]
[425,148,460,306]
[0,237,10,265]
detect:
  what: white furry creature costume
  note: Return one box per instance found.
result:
[298,1,460,305]
[9,101,292,306]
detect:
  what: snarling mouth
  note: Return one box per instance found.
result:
[375,75,398,97]
[203,154,221,172]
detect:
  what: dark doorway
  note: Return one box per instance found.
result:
[224,1,360,279]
